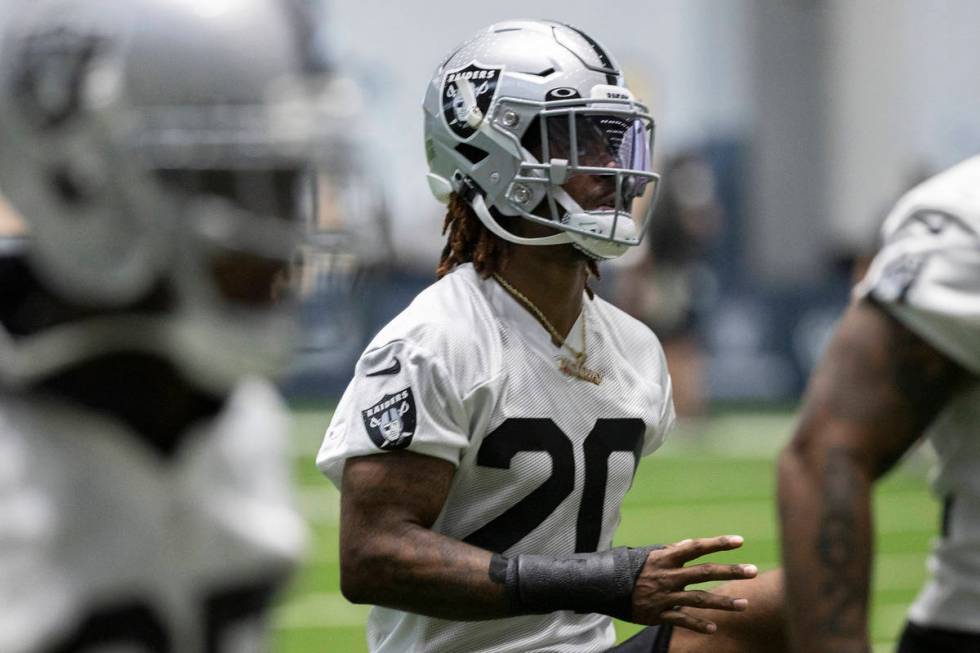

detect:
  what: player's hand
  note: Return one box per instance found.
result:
[629,535,756,632]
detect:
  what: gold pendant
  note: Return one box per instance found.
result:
[559,356,603,385]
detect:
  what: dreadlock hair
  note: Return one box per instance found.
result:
[436,192,509,280]
[435,192,600,297]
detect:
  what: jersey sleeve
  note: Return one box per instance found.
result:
[641,336,676,457]
[316,338,471,487]
[649,373,677,455]
[856,212,980,375]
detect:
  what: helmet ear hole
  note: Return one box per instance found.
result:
[48,167,90,208]
[454,143,488,165]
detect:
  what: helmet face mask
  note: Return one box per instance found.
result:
[505,98,660,258]
[423,20,660,260]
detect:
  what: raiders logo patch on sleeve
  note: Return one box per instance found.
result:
[875,251,928,304]
[361,387,417,450]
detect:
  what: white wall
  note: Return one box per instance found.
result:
[330,0,980,273]
[329,0,754,266]
[824,0,980,252]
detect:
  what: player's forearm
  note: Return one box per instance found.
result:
[778,442,873,653]
[340,522,512,620]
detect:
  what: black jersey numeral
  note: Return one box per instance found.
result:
[463,418,575,552]
[45,577,281,653]
[463,418,644,554]
[577,418,645,552]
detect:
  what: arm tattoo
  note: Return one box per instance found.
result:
[789,300,967,650]
[342,452,510,619]
[815,446,866,638]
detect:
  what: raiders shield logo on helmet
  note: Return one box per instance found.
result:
[876,252,928,303]
[441,62,502,140]
[12,26,108,131]
[361,387,417,450]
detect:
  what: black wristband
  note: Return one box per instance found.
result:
[488,545,662,620]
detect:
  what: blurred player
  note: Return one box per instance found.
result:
[778,156,980,652]
[618,152,723,418]
[0,0,344,650]
[318,20,785,653]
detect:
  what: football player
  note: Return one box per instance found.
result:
[318,20,786,653]
[0,0,344,650]
[778,156,980,652]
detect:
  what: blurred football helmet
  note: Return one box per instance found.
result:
[0,0,350,392]
[423,19,660,260]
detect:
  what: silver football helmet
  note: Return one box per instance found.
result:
[0,0,350,392]
[423,19,660,260]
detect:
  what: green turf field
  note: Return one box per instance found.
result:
[274,407,939,653]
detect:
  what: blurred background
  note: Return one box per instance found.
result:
[265,3,980,652]
[281,0,980,407]
[3,1,976,651]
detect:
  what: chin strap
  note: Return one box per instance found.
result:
[551,186,586,219]
[467,189,573,247]
[550,187,635,260]
[552,186,635,236]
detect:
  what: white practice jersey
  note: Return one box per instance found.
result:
[318,263,675,653]
[0,378,306,653]
[856,155,980,632]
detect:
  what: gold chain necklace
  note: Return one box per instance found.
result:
[492,273,603,385]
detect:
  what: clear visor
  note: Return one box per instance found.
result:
[541,113,653,191]
[513,103,660,246]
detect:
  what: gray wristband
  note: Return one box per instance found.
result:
[489,545,663,620]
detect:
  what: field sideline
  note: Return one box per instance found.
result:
[274,407,938,653]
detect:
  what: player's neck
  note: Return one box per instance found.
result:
[497,245,588,339]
